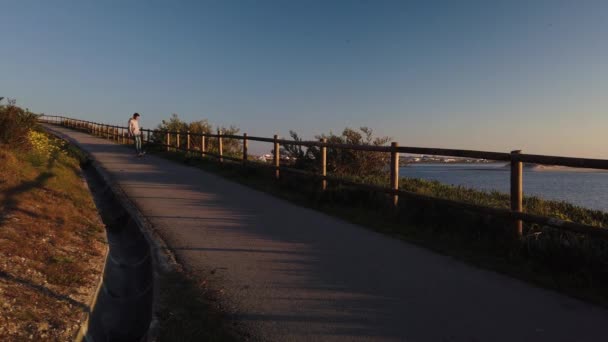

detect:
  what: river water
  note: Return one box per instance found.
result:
[400,163,608,212]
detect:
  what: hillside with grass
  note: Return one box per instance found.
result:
[0,101,106,340]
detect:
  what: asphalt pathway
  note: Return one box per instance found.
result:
[45,124,608,342]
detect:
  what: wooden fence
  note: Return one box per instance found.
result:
[37,115,608,238]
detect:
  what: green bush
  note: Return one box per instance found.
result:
[283,127,391,180]
[0,99,39,148]
[153,113,242,156]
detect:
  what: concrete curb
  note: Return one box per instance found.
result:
[44,125,179,342]
[74,243,109,342]
[87,152,178,342]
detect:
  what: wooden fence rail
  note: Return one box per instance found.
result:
[37,114,608,238]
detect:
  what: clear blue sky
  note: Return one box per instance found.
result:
[2,0,608,157]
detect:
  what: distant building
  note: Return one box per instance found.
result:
[257,154,273,162]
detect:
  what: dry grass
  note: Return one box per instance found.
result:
[0,131,107,341]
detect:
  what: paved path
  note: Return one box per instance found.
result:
[46,124,608,342]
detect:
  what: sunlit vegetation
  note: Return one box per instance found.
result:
[0,100,106,340]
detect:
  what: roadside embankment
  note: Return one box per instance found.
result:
[0,130,107,340]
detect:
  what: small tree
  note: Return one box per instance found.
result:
[280,130,316,169]
[153,113,242,156]
[282,127,390,181]
[186,119,213,152]
[215,125,241,157]
[152,113,188,145]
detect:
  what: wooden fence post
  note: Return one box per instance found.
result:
[187,130,191,155]
[166,131,170,152]
[218,130,223,163]
[390,142,400,207]
[147,129,151,144]
[321,138,327,190]
[176,132,180,152]
[201,134,206,157]
[511,150,523,238]
[243,133,248,165]
[274,134,280,179]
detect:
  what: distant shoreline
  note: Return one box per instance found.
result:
[401,162,608,173]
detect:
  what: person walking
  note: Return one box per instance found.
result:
[128,113,144,156]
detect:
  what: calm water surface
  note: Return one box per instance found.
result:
[400,163,608,212]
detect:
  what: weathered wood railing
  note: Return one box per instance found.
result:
[37,114,608,238]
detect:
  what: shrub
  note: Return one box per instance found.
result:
[282,127,391,180]
[153,113,242,156]
[0,99,39,148]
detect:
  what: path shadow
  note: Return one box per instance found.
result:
[0,171,55,226]
[0,145,79,226]
[0,270,88,311]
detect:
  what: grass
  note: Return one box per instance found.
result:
[0,127,106,341]
[399,176,608,227]
[141,144,608,309]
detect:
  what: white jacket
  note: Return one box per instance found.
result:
[128,118,141,136]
